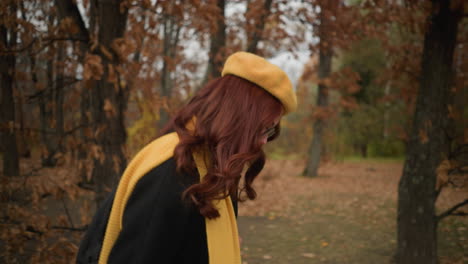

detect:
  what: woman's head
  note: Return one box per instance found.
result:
[164,52,296,218]
[178,75,284,153]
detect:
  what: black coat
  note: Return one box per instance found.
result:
[76,157,237,264]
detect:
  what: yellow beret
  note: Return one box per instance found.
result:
[221,52,297,114]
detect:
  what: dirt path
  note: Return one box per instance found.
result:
[237,159,468,264]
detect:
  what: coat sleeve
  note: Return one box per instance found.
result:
[76,192,115,264]
[107,159,205,263]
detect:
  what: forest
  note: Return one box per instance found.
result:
[0,0,467,263]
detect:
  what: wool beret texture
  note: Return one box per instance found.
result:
[221,52,297,114]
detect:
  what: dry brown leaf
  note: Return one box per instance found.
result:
[436,159,452,190]
[447,105,457,119]
[83,53,103,80]
[302,253,316,258]
[103,99,116,116]
[100,45,113,60]
[419,129,429,144]
[107,64,118,84]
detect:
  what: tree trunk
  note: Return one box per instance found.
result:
[303,53,331,177]
[246,0,273,54]
[55,42,65,153]
[396,1,460,263]
[383,81,391,139]
[16,85,30,158]
[360,144,367,158]
[203,0,226,83]
[79,81,91,185]
[54,0,89,42]
[303,0,336,178]
[40,46,59,167]
[91,0,128,206]
[16,0,30,159]
[55,0,92,185]
[0,5,20,177]
[158,10,181,129]
[78,44,91,185]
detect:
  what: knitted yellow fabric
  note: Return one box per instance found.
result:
[193,151,241,264]
[221,51,297,114]
[98,132,240,264]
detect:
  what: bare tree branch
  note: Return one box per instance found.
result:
[0,36,88,55]
[50,225,87,232]
[26,76,82,102]
[60,195,75,228]
[0,125,86,136]
[450,143,468,159]
[437,199,468,222]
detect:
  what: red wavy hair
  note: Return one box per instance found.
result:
[162,75,283,219]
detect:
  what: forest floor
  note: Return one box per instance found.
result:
[237,158,468,264]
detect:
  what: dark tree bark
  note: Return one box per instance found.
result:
[78,48,92,185]
[54,0,89,42]
[78,80,91,185]
[0,3,20,177]
[360,144,367,158]
[55,0,129,205]
[396,1,460,263]
[39,44,59,167]
[303,0,337,178]
[303,51,330,178]
[55,0,91,181]
[16,86,30,158]
[15,0,31,159]
[91,0,129,205]
[246,0,273,54]
[158,7,181,129]
[203,0,226,83]
[55,42,65,153]
[37,11,65,167]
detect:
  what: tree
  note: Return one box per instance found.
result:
[203,0,226,83]
[55,0,129,205]
[303,0,339,177]
[89,0,129,205]
[54,0,91,185]
[38,39,66,167]
[158,1,183,129]
[0,0,20,177]
[396,0,462,263]
[246,0,273,54]
[337,39,400,158]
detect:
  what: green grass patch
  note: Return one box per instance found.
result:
[338,155,404,163]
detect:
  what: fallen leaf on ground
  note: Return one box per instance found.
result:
[302,253,316,258]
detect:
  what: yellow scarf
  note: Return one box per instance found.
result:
[98,132,241,264]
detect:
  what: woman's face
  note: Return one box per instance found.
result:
[259,115,281,145]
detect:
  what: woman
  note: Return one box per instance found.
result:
[76,51,297,264]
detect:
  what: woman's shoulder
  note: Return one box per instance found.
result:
[139,157,193,189]
[120,132,180,195]
[131,157,198,204]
